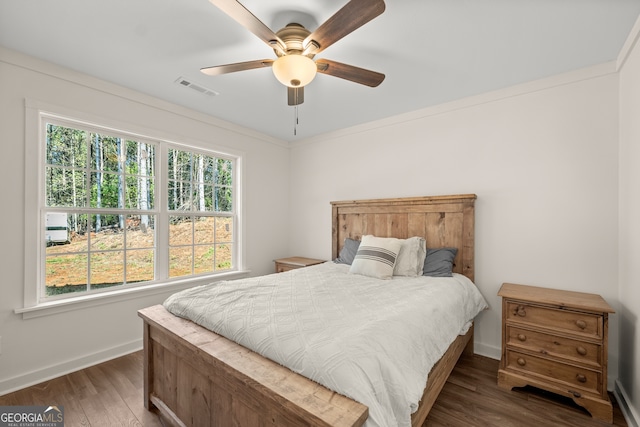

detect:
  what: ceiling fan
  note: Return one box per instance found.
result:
[201,0,386,106]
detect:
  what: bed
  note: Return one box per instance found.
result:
[139,194,481,427]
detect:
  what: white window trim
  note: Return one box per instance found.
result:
[21,99,247,318]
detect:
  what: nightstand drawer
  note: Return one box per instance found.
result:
[506,326,601,367]
[505,350,602,395]
[506,302,602,338]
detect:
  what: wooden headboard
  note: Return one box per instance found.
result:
[331,194,477,282]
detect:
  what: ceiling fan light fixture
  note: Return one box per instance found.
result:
[272,55,317,87]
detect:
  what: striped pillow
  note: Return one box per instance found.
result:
[349,235,403,279]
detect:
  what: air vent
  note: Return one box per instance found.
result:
[174,77,219,97]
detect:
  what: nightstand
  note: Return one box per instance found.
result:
[274,256,325,273]
[497,283,615,423]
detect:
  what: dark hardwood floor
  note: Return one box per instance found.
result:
[0,351,162,427]
[0,352,628,426]
[425,354,628,427]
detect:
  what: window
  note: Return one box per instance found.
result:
[45,123,158,297]
[37,113,239,303]
[167,148,234,278]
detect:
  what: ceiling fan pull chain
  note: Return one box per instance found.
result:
[294,105,299,136]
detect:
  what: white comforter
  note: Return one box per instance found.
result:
[163,262,488,427]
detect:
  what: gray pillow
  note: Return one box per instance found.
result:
[334,238,361,265]
[422,248,458,277]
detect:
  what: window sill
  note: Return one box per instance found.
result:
[16,270,251,319]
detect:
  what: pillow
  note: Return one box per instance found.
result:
[334,238,361,265]
[393,236,427,277]
[422,248,458,277]
[349,235,403,279]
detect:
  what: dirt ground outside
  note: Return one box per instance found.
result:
[45,219,232,296]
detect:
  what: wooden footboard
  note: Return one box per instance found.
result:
[139,305,368,427]
[139,305,473,427]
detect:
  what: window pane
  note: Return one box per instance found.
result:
[126,249,154,283]
[200,154,216,182]
[126,141,154,178]
[168,149,191,181]
[169,247,192,278]
[168,181,191,211]
[216,217,233,242]
[169,216,192,246]
[90,172,122,208]
[45,212,70,246]
[216,159,233,185]
[70,214,89,250]
[46,124,87,168]
[194,183,213,212]
[90,251,124,288]
[194,217,215,244]
[90,134,121,173]
[45,253,87,295]
[126,176,154,210]
[214,186,233,212]
[90,214,124,250]
[215,244,232,271]
[194,245,214,274]
[126,214,155,248]
[46,167,86,207]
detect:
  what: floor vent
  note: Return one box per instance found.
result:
[174,77,219,97]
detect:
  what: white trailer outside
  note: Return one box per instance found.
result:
[46,213,69,244]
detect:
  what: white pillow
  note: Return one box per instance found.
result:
[394,236,427,277]
[349,235,403,279]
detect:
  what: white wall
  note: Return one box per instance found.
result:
[618,18,640,425]
[0,47,290,393]
[289,66,621,385]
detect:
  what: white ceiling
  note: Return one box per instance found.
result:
[1,0,639,142]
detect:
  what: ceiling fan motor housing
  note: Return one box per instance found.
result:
[274,23,315,57]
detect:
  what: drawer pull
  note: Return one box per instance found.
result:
[576,346,587,356]
[517,334,526,342]
[517,358,526,366]
[576,374,587,383]
[514,305,527,317]
[575,319,587,330]
[570,390,582,398]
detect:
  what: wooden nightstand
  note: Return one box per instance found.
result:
[274,256,325,273]
[497,283,615,423]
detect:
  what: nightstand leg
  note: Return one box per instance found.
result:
[497,369,528,391]
[571,394,613,424]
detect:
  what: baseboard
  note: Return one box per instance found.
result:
[0,339,142,396]
[615,380,639,427]
[473,341,501,360]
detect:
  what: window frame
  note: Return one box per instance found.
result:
[20,100,247,318]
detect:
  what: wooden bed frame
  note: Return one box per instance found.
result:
[139,194,477,427]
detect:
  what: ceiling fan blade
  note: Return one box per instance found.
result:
[201,59,274,76]
[208,0,284,49]
[288,87,304,106]
[304,0,385,54]
[316,59,385,87]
